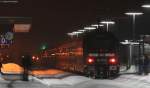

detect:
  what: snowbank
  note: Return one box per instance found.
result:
[33,71,150,88]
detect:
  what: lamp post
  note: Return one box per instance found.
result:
[100,21,115,32]
[125,12,144,41]
[125,12,143,72]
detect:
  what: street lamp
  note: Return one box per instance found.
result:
[0,0,19,3]
[67,31,83,38]
[91,24,104,28]
[72,31,83,37]
[125,12,144,41]
[77,29,86,32]
[125,12,143,71]
[84,27,96,32]
[67,32,76,38]
[100,21,115,32]
[141,4,150,8]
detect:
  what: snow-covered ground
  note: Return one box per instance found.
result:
[34,75,131,88]
[34,74,150,88]
[33,66,150,88]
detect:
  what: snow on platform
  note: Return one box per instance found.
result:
[33,75,91,86]
[69,80,132,88]
[0,66,150,88]
[34,75,134,88]
[33,72,150,88]
[32,67,150,88]
[62,76,91,85]
[114,74,150,88]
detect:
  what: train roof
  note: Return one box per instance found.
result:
[83,30,118,40]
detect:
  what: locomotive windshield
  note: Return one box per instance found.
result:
[83,31,118,52]
[87,38,115,49]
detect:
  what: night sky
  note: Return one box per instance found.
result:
[0,0,150,56]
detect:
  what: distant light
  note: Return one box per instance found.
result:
[88,58,94,63]
[13,24,31,33]
[0,0,19,3]
[120,40,139,45]
[141,4,150,8]
[109,58,117,64]
[6,55,9,58]
[21,56,25,58]
[125,40,129,43]
[32,56,36,60]
[125,12,144,15]
[78,30,86,32]
[100,21,115,24]
[121,40,129,44]
[51,54,55,56]
[67,31,83,36]
[67,33,75,36]
[91,24,104,27]
[84,27,96,30]
[72,31,83,34]
[41,45,47,50]
[36,57,39,60]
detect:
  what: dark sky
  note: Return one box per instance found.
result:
[0,0,150,55]
[33,0,149,46]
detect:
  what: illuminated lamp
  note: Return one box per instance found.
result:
[32,56,36,60]
[87,57,94,64]
[109,58,117,64]
[141,4,150,8]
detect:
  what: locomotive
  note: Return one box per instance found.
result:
[49,30,120,78]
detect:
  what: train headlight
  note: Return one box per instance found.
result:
[87,57,95,64]
[32,56,36,60]
[108,57,117,64]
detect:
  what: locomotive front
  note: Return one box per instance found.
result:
[83,31,120,78]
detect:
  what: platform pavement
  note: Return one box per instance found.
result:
[0,74,49,88]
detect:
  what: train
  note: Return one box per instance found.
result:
[48,30,120,78]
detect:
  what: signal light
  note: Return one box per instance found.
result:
[87,57,94,64]
[32,56,39,61]
[109,58,117,64]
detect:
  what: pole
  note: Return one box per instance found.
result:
[132,15,136,41]
[106,23,109,32]
[128,44,132,69]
